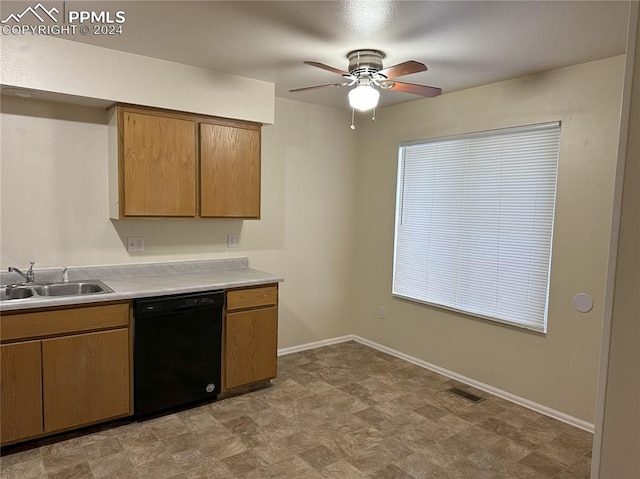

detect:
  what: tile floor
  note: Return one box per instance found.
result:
[0,341,593,479]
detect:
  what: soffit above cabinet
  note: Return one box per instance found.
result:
[0,35,274,124]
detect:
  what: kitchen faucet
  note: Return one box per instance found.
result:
[8,261,35,284]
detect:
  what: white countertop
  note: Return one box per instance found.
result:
[0,258,283,312]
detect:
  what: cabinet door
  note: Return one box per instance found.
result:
[42,329,130,433]
[1,341,43,444]
[123,111,196,217]
[225,307,277,389]
[200,123,261,218]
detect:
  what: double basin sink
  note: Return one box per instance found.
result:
[1,280,114,301]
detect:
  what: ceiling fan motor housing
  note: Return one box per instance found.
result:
[347,50,385,77]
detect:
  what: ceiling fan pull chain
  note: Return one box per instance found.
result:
[372,107,376,122]
[350,108,356,130]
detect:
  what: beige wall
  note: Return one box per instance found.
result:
[596,4,640,477]
[0,35,629,427]
[0,96,357,347]
[1,35,274,124]
[351,56,626,423]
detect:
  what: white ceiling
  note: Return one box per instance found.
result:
[61,1,631,110]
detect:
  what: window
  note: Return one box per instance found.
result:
[393,122,561,333]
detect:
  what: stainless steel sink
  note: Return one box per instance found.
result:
[34,282,112,297]
[1,286,35,300]
[1,280,114,301]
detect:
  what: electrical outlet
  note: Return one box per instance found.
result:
[127,237,144,252]
[227,234,237,248]
[379,306,386,319]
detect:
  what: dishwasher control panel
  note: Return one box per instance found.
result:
[135,291,224,317]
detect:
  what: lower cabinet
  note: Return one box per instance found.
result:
[0,341,43,444]
[42,329,130,434]
[0,303,131,446]
[1,282,281,446]
[224,285,278,390]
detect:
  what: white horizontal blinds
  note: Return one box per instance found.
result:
[393,123,560,332]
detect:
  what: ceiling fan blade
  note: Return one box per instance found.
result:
[377,60,427,79]
[304,61,351,77]
[386,81,442,97]
[289,82,348,93]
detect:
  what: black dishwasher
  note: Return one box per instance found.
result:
[134,291,223,417]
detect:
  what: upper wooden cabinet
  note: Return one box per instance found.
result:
[109,105,261,219]
[200,123,261,218]
[122,111,197,217]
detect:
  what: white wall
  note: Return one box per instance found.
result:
[1,35,274,124]
[351,56,626,424]
[0,96,357,347]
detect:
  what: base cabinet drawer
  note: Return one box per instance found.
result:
[0,303,129,343]
[227,285,277,311]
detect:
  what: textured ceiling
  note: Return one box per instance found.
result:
[24,1,634,109]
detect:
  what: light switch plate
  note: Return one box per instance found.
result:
[127,237,144,252]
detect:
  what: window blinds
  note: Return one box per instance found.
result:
[393,123,561,333]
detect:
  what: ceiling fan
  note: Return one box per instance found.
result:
[290,49,442,113]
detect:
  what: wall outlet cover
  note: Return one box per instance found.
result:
[127,237,144,252]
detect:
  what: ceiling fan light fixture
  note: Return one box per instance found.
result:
[290,50,440,115]
[348,83,380,111]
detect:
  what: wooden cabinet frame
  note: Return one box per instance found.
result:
[223,284,278,391]
[108,104,262,219]
[0,302,132,446]
[1,283,279,445]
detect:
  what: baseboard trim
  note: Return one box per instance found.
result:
[277,335,355,356]
[278,334,594,433]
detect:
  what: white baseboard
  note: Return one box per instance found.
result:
[278,334,594,433]
[277,335,355,356]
